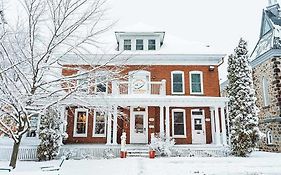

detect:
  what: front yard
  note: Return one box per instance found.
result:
[0,151,281,175]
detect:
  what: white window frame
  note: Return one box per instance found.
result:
[171,71,185,94]
[94,71,108,94]
[262,77,270,107]
[172,109,186,138]
[93,111,107,137]
[266,130,273,145]
[73,108,88,137]
[189,71,204,95]
[148,39,156,50]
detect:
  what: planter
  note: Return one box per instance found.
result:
[149,150,156,159]
[120,151,127,158]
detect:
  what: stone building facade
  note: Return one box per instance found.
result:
[251,3,281,152]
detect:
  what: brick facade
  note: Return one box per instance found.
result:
[63,65,221,144]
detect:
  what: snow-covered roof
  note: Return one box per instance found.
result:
[58,23,225,65]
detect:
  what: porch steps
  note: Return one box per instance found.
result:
[126,148,149,157]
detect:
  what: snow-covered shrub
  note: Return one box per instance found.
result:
[37,107,64,161]
[149,133,175,157]
[103,148,115,159]
[227,38,261,157]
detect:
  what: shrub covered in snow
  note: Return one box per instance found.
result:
[149,133,175,157]
[37,107,64,161]
[227,38,261,157]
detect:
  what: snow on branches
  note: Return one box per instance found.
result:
[227,38,261,157]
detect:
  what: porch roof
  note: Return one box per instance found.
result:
[61,95,228,108]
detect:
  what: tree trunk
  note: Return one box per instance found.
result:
[9,140,21,169]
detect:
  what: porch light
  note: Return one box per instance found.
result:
[209,65,215,71]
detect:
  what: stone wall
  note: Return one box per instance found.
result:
[252,57,281,152]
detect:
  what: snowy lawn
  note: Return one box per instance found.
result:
[0,151,281,175]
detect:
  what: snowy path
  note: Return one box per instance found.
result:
[0,152,281,175]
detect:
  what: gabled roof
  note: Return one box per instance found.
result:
[251,3,281,67]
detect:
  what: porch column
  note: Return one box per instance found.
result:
[59,105,66,144]
[160,106,164,135]
[106,111,112,145]
[220,106,227,145]
[226,102,231,145]
[214,107,221,145]
[112,105,118,145]
[165,106,170,137]
[210,108,216,144]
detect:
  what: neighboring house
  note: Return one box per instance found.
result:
[250,2,281,152]
[58,24,228,146]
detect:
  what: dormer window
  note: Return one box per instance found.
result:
[124,39,131,50]
[136,39,144,50]
[148,39,156,50]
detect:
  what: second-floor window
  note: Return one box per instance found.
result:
[171,71,184,94]
[124,39,131,50]
[136,39,144,50]
[190,71,203,94]
[95,71,108,93]
[148,39,156,50]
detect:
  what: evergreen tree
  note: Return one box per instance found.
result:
[227,38,261,157]
[37,107,63,161]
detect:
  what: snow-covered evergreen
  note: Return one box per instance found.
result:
[37,107,64,161]
[227,38,261,157]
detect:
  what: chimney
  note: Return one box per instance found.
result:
[267,0,280,16]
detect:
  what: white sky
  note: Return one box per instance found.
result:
[107,0,271,82]
[3,0,274,82]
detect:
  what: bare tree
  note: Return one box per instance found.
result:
[0,0,124,168]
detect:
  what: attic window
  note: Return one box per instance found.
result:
[262,18,272,36]
[136,39,144,50]
[124,39,131,50]
[148,39,156,50]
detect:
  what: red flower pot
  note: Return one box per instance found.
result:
[120,151,127,158]
[149,150,155,159]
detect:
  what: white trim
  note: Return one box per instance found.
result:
[73,108,88,137]
[93,111,107,137]
[262,76,270,107]
[171,71,185,95]
[59,54,225,66]
[189,71,204,95]
[172,109,186,138]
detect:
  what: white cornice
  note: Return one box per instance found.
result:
[58,54,225,66]
[251,49,281,68]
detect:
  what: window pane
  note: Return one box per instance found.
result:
[148,39,156,50]
[173,111,185,136]
[94,112,106,135]
[174,124,184,135]
[135,114,144,133]
[97,83,107,92]
[26,115,38,137]
[76,111,87,134]
[191,74,202,93]
[173,73,183,93]
[194,119,202,130]
[124,39,131,50]
[136,40,143,50]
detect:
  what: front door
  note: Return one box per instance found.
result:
[191,110,206,144]
[130,108,148,143]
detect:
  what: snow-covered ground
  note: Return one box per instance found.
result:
[0,151,281,175]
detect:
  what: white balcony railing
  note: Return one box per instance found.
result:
[112,79,166,96]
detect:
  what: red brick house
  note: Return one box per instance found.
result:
[58,25,228,146]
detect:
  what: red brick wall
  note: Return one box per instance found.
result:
[62,65,220,97]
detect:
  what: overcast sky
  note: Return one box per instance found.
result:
[107,0,271,82]
[3,0,274,82]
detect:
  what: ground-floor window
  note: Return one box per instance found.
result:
[93,111,106,137]
[26,114,39,137]
[74,108,88,137]
[172,109,186,138]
